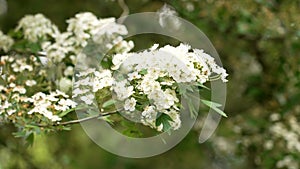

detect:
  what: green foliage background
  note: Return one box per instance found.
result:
[0,0,299,168]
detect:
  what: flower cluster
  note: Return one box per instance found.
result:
[0,31,14,52]
[0,11,228,137]
[218,106,300,169]
[38,12,133,64]
[0,55,76,123]
[73,68,114,105]
[16,14,60,42]
[73,43,228,131]
[113,43,228,83]
[25,90,77,122]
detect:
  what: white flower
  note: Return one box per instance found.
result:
[149,44,159,51]
[52,90,69,98]
[157,124,163,132]
[16,14,60,42]
[26,91,75,122]
[9,83,16,88]
[64,66,74,77]
[112,53,128,70]
[148,89,178,110]
[25,80,37,86]
[76,68,95,77]
[49,115,62,122]
[141,105,157,128]
[128,71,141,81]
[80,94,95,105]
[72,88,89,98]
[114,43,228,84]
[12,86,26,94]
[59,77,72,92]
[276,155,299,169]
[0,85,6,92]
[2,101,11,109]
[113,80,134,100]
[165,109,181,130]
[55,98,77,111]
[124,97,136,111]
[74,77,92,87]
[7,109,16,116]
[0,31,14,52]
[10,58,33,72]
[60,98,77,108]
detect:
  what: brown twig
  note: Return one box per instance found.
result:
[35,110,119,127]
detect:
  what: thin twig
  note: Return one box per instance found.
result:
[35,110,119,127]
[117,0,129,24]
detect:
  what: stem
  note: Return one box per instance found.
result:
[36,110,120,127]
[117,0,129,23]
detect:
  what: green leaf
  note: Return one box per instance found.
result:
[201,99,222,107]
[121,120,143,138]
[195,83,210,90]
[139,69,148,75]
[59,108,76,117]
[12,130,27,138]
[25,133,34,147]
[156,113,173,132]
[59,106,88,117]
[102,99,117,108]
[201,99,227,117]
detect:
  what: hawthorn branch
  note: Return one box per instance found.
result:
[35,110,119,127]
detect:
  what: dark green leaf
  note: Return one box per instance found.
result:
[156,113,173,132]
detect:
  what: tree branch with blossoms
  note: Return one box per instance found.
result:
[0,11,228,144]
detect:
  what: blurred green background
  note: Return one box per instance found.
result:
[0,0,299,168]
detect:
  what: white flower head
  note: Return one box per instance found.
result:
[80,94,95,105]
[124,97,137,112]
[16,14,60,42]
[25,80,37,86]
[0,31,14,52]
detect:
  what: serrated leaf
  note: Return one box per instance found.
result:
[201,99,222,107]
[156,113,173,132]
[201,99,227,117]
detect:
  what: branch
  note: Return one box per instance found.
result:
[117,0,129,24]
[36,110,119,127]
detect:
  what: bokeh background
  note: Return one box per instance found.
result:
[0,0,299,169]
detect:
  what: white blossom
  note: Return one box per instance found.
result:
[80,94,95,105]
[0,31,14,52]
[12,86,26,94]
[124,97,136,111]
[16,14,59,42]
[25,80,37,86]
[26,90,76,122]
